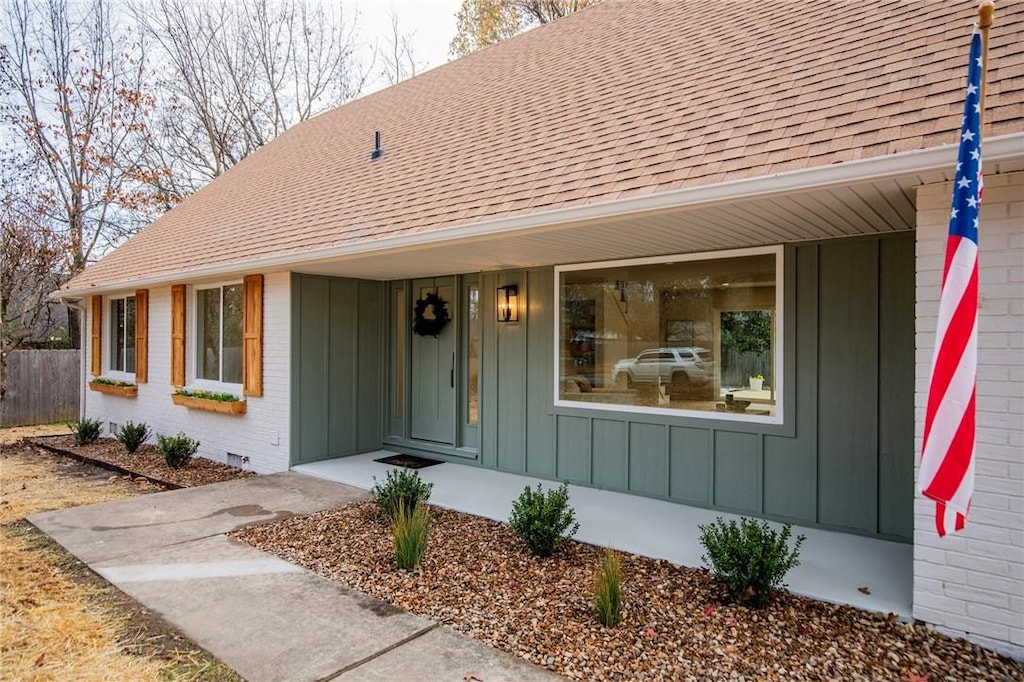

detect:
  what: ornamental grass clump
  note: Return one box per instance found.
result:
[698,516,805,608]
[508,481,580,557]
[391,501,430,570]
[115,421,151,454]
[157,432,200,469]
[593,547,623,627]
[370,468,434,522]
[69,418,102,445]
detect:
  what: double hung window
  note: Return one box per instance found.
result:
[196,284,243,385]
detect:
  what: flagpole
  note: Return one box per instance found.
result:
[978,1,994,130]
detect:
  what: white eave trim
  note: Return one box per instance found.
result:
[56,132,1024,297]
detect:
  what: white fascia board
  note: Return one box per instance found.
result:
[56,132,1024,298]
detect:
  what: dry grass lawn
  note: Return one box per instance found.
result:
[1,425,239,681]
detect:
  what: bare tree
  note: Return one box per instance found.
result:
[0,161,72,399]
[378,10,423,86]
[1,0,169,346]
[137,0,367,195]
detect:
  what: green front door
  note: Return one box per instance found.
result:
[410,277,456,444]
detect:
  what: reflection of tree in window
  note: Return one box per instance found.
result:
[198,288,221,381]
[222,285,243,384]
[110,297,136,372]
[720,310,772,387]
[197,285,243,383]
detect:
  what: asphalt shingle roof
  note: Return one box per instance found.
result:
[67,0,1024,291]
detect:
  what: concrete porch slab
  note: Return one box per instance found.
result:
[294,452,914,618]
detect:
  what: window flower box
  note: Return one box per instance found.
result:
[172,391,247,415]
[89,380,138,397]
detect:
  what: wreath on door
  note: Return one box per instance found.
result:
[413,292,451,337]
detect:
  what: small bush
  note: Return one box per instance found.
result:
[157,432,200,469]
[593,547,622,627]
[371,468,434,522]
[698,516,805,608]
[508,481,580,557]
[392,501,430,570]
[116,421,151,454]
[69,418,102,445]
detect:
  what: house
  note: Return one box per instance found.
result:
[57,1,1023,659]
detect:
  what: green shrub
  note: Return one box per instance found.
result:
[371,468,434,522]
[508,481,580,557]
[68,418,102,445]
[157,432,200,469]
[391,501,430,570]
[116,421,151,454]
[593,547,622,627]
[698,516,805,608]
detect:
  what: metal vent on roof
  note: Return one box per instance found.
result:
[369,131,384,161]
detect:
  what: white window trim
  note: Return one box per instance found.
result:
[189,281,244,395]
[104,294,135,382]
[553,245,785,425]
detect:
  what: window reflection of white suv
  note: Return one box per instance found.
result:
[612,347,713,396]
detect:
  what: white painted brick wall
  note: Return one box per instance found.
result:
[84,271,291,474]
[915,170,1024,660]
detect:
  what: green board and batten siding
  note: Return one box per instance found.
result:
[473,235,914,542]
[290,233,914,542]
[290,274,385,464]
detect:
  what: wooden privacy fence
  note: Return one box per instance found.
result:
[720,348,771,388]
[1,350,80,427]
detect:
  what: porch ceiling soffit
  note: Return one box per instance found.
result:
[294,154,1024,281]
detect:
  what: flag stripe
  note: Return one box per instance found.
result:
[922,241,977,453]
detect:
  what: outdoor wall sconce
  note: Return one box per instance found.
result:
[496,284,519,322]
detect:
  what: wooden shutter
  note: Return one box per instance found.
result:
[134,289,149,383]
[243,274,263,397]
[171,285,186,387]
[90,296,102,376]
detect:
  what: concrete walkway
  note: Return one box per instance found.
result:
[28,473,559,682]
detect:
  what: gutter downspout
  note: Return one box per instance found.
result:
[60,297,87,420]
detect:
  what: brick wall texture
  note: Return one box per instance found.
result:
[84,271,291,475]
[915,170,1024,660]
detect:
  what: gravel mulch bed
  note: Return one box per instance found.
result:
[235,501,1024,682]
[26,436,256,489]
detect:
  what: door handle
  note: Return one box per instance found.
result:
[451,352,455,388]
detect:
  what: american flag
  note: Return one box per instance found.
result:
[919,27,984,537]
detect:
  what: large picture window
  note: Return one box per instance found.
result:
[196,284,243,384]
[109,296,135,373]
[556,247,782,422]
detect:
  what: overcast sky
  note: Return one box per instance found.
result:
[346,0,464,91]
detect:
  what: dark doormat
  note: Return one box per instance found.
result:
[373,453,444,469]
